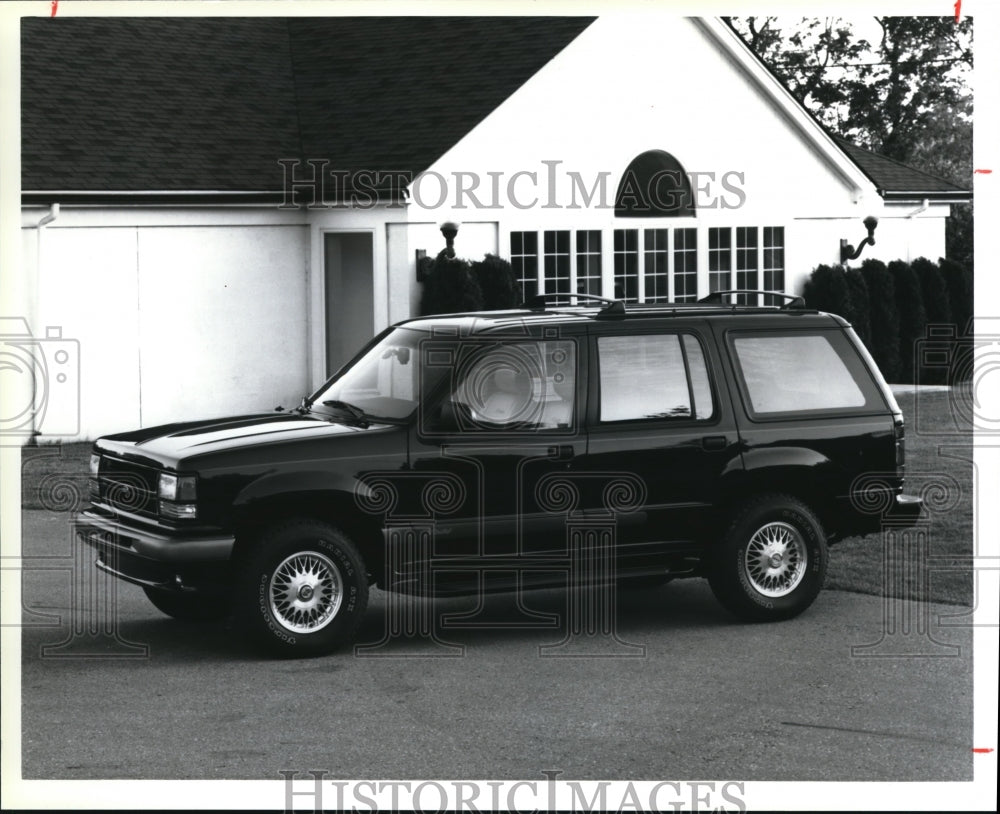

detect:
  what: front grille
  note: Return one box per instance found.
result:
[98,455,159,518]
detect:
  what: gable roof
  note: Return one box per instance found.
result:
[716,19,971,205]
[21,15,969,206]
[831,135,971,202]
[21,17,594,201]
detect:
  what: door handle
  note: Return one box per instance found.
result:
[701,435,727,451]
[549,445,575,460]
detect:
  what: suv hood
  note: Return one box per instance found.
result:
[95,412,385,468]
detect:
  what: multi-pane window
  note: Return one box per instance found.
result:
[708,227,731,294]
[673,228,697,302]
[510,231,538,302]
[614,229,639,302]
[643,229,669,303]
[576,231,602,296]
[762,227,785,305]
[543,230,571,295]
[735,226,758,304]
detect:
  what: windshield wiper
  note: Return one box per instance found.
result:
[320,399,369,426]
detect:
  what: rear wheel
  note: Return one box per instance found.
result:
[708,494,827,621]
[235,519,368,657]
[142,586,230,622]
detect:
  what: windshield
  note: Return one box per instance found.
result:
[309,327,439,422]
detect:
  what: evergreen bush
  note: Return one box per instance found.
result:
[802,264,852,317]
[889,260,926,384]
[860,259,901,382]
[911,257,953,384]
[419,250,483,316]
[844,268,871,348]
[471,253,518,311]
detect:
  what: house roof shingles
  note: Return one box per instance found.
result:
[22,17,970,203]
[832,135,970,201]
[21,17,594,197]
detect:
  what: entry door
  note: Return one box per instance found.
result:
[325,232,374,377]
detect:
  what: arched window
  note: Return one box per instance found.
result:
[614,150,695,218]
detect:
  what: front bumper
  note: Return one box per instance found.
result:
[74,510,235,591]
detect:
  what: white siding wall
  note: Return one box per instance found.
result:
[21,209,311,441]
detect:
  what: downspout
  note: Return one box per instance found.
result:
[29,204,60,441]
[36,202,60,228]
[906,198,930,218]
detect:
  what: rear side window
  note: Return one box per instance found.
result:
[598,333,714,422]
[729,330,883,417]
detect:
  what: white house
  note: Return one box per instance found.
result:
[17,15,970,442]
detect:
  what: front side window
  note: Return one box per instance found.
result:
[730,330,881,416]
[449,340,577,430]
[598,333,714,422]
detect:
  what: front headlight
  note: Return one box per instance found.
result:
[157,473,197,501]
[89,453,100,476]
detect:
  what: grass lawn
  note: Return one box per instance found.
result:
[20,386,973,606]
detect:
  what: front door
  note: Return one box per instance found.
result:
[406,329,588,591]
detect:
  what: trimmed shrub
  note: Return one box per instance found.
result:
[939,257,973,337]
[911,257,953,385]
[912,257,953,327]
[471,253,518,311]
[889,260,926,384]
[802,264,852,318]
[939,257,975,382]
[844,268,871,348]
[419,250,483,316]
[860,259,900,383]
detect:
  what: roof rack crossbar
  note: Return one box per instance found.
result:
[697,290,806,309]
[521,293,626,316]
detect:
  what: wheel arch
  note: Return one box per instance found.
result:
[231,489,385,581]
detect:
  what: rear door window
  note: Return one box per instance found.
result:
[597,333,715,422]
[729,329,883,417]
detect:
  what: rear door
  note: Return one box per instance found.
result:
[581,319,744,569]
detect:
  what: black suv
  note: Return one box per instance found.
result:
[77,292,922,655]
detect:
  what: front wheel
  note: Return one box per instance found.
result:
[708,494,827,621]
[235,520,369,657]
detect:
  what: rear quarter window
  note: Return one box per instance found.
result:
[728,329,884,418]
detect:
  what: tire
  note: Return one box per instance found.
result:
[142,586,231,622]
[708,494,827,621]
[235,519,369,657]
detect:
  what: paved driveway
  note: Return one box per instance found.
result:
[16,509,973,782]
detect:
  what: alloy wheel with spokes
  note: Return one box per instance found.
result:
[743,521,807,598]
[269,551,343,634]
[708,493,827,622]
[237,519,369,656]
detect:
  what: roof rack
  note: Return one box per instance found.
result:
[521,293,626,317]
[697,290,806,309]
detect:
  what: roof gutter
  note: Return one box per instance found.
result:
[881,190,972,204]
[22,189,409,207]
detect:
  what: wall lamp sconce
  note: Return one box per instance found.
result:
[440,221,460,258]
[840,216,879,265]
[415,221,461,281]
